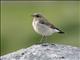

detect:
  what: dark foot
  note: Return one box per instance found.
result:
[41,43,49,46]
[51,43,55,45]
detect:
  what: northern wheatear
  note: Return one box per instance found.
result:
[32,13,64,43]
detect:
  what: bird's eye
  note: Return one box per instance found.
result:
[36,15,40,17]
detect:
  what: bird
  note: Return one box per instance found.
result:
[32,13,64,43]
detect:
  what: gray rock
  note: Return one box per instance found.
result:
[0,43,80,60]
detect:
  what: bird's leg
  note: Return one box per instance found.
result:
[40,36,48,44]
[40,36,44,43]
[44,36,48,43]
[41,36,48,46]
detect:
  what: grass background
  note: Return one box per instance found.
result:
[1,1,80,55]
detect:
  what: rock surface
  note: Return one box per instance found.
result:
[0,43,80,60]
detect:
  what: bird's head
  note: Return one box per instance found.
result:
[32,13,43,18]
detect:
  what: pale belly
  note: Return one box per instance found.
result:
[32,20,59,36]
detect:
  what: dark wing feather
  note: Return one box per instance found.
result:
[39,18,57,29]
[39,19,64,34]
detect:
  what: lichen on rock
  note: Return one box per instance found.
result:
[0,43,80,60]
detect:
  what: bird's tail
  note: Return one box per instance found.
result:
[55,28,64,34]
[58,31,64,34]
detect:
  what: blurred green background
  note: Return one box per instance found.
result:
[1,1,80,55]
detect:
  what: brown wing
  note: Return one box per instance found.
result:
[39,18,56,29]
[39,19,64,33]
